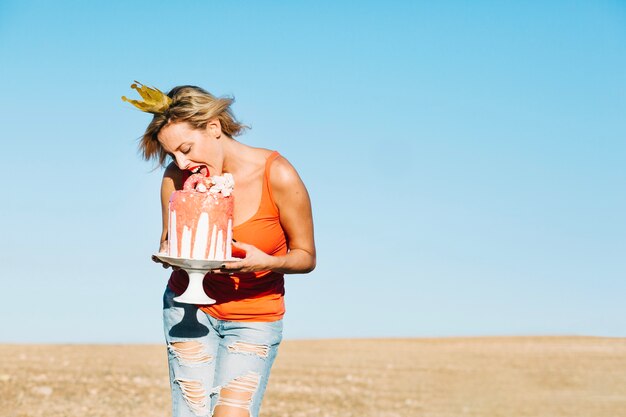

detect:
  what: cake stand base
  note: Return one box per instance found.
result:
[152,254,241,305]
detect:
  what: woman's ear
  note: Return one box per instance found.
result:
[206,118,222,139]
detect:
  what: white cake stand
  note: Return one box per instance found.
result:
[153,253,240,305]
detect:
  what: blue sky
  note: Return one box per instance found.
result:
[0,1,624,343]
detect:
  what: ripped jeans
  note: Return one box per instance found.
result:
[163,287,283,417]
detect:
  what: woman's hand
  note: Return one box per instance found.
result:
[151,241,180,270]
[152,254,173,269]
[216,241,277,274]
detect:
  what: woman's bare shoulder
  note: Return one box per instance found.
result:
[242,146,279,173]
[251,146,277,163]
[269,153,305,192]
[162,162,185,190]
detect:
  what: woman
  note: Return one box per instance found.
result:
[123,82,316,417]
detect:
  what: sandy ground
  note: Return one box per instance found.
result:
[1,337,625,417]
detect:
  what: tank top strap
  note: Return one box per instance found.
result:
[262,151,281,214]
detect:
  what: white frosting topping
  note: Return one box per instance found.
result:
[208,173,235,197]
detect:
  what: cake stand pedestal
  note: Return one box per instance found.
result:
[153,254,238,305]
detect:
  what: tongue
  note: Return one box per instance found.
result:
[199,166,210,177]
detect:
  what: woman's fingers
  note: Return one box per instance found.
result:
[221,259,245,269]
[152,254,177,270]
[231,240,254,251]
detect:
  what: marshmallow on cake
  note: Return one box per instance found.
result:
[168,172,234,260]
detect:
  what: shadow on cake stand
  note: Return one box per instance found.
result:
[153,254,240,305]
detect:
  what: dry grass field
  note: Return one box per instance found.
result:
[1,337,625,417]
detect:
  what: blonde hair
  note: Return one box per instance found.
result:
[139,85,248,166]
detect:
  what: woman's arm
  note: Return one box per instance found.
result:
[158,162,184,252]
[269,155,316,273]
[152,162,185,269]
[225,156,316,274]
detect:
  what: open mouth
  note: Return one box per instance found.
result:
[189,165,210,176]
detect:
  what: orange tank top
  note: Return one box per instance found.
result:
[167,151,288,321]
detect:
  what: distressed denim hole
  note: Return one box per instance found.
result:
[213,371,261,417]
[176,378,210,416]
[169,341,213,366]
[227,341,269,358]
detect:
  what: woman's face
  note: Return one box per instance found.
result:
[158,120,222,175]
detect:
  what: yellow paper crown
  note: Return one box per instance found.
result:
[121,81,172,114]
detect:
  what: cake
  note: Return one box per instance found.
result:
[167,172,235,260]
